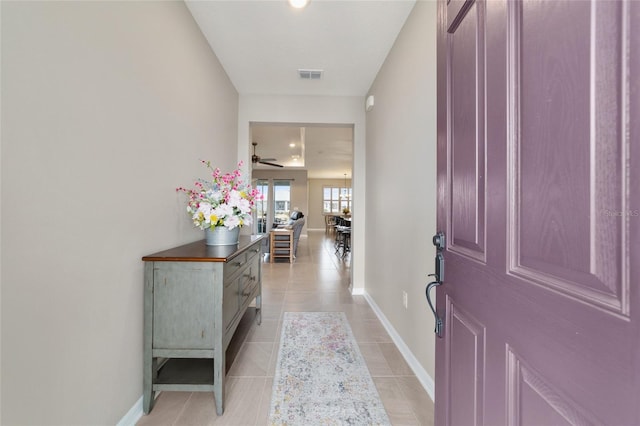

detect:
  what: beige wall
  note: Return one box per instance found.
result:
[365,0,438,391]
[1,1,238,424]
[308,178,352,230]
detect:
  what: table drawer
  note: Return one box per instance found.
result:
[222,274,240,332]
[223,244,261,281]
[223,253,247,281]
[245,245,261,263]
[240,256,260,306]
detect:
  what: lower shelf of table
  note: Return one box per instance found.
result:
[153,358,216,392]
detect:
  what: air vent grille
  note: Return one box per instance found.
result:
[298,69,323,80]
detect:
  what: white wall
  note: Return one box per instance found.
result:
[365,0,438,384]
[1,2,238,424]
[238,95,366,291]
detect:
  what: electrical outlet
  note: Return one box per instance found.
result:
[402,291,408,309]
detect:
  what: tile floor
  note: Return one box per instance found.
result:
[137,230,434,426]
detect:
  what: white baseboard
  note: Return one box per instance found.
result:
[117,395,143,426]
[364,292,435,401]
[351,287,365,295]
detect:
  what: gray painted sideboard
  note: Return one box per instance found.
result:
[141,235,264,415]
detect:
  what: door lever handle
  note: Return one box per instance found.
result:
[426,277,443,337]
[425,232,446,338]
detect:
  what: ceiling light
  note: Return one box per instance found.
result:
[288,0,309,8]
[289,143,296,148]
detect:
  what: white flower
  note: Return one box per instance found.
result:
[236,198,251,214]
[214,203,234,219]
[227,189,242,206]
[207,189,223,203]
[224,215,241,229]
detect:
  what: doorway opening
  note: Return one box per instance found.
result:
[249,122,354,238]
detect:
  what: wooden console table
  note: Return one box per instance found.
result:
[270,228,294,263]
[141,235,264,415]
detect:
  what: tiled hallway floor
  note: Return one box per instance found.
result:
[137,230,434,425]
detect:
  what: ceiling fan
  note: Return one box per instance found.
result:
[251,142,283,168]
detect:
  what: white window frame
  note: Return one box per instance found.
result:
[323,185,351,214]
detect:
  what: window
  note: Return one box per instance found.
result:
[254,179,292,234]
[323,185,351,214]
[256,179,269,234]
[273,180,291,224]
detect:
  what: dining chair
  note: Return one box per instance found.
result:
[325,215,336,233]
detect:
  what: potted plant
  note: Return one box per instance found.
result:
[177,160,262,245]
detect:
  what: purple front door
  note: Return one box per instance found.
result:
[435,0,639,425]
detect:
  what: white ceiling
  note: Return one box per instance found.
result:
[186,0,415,96]
[185,0,416,177]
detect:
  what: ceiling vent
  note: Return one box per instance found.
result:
[298,69,323,80]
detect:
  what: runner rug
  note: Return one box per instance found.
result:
[269,312,391,425]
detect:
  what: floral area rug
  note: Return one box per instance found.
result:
[269,312,391,425]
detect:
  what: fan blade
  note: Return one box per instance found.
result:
[260,158,277,162]
[259,160,283,168]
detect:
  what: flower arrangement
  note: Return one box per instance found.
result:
[176,160,262,230]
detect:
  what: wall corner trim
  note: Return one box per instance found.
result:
[364,291,435,401]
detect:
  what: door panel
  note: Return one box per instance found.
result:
[448,0,486,262]
[436,0,639,425]
[508,0,629,315]
[446,296,485,426]
[507,346,594,426]
[153,264,215,350]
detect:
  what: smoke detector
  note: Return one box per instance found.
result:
[298,69,323,80]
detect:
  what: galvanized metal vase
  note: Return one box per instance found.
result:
[205,226,240,246]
